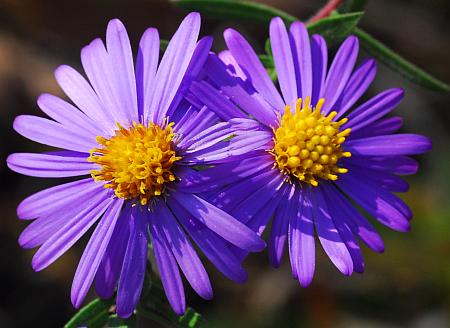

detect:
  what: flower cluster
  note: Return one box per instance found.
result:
[7,13,431,318]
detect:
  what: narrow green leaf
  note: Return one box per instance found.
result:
[107,314,137,328]
[177,308,206,328]
[355,28,450,92]
[307,12,363,45]
[160,39,169,53]
[64,298,113,328]
[339,0,368,13]
[171,0,297,24]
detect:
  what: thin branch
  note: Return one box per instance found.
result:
[307,0,343,24]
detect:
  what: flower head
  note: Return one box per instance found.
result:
[189,17,432,286]
[7,13,265,318]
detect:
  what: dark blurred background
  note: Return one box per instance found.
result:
[0,0,449,327]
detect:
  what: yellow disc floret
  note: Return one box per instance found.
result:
[270,98,351,186]
[88,121,181,205]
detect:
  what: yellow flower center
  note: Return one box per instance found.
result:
[88,121,181,205]
[270,98,351,186]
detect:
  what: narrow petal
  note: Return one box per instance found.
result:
[345,134,432,156]
[346,163,409,192]
[349,117,403,140]
[290,22,312,100]
[270,17,297,105]
[172,192,265,252]
[224,28,285,109]
[218,50,249,80]
[147,12,200,125]
[344,155,418,175]
[116,207,149,318]
[7,152,93,178]
[310,35,327,105]
[71,198,124,308]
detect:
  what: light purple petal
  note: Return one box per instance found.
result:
[116,207,149,318]
[13,115,96,152]
[346,163,409,192]
[344,155,418,175]
[147,12,200,125]
[71,198,124,308]
[345,134,432,156]
[218,50,248,80]
[290,22,312,100]
[175,106,219,145]
[172,192,265,252]
[322,36,359,114]
[7,152,93,178]
[224,28,285,109]
[310,35,327,105]
[349,117,403,140]
[310,186,353,275]
[270,17,297,105]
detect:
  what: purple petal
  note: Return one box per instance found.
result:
[116,207,149,318]
[31,193,113,271]
[7,152,92,178]
[322,36,359,114]
[344,155,418,175]
[270,17,297,105]
[336,171,412,231]
[349,116,403,140]
[310,187,353,275]
[172,192,265,252]
[95,204,132,299]
[345,134,432,156]
[224,28,285,110]
[106,19,139,123]
[346,163,409,192]
[154,202,213,300]
[344,88,404,132]
[149,209,186,315]
[175,106,219,145]
[136,27,160,118]
[310,35,327,105]
[13,115,95,152]
[218,50,248,80]
[335,58,377,117]
[71,198,124,308]
[289,22,312,100]
[147,12,200,125]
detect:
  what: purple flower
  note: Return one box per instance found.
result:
[7,13,265,318]
[189,17,432,286]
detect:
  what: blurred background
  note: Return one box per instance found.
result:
[0,0,449,327]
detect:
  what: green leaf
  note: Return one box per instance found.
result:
[307,12,363,45]
[339,0,368,13]
[160,39,169,53]
[355,28,450,92]
[177,308,206,328]
[171,0,297,24]
[107,314,137,328]
[64,298,114,328]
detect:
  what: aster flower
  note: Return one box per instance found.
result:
[7,13,265,318]
[188,17,432,286]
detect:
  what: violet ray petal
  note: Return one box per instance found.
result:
[323,183,384,253]
[168,198,248,284]
[116,207,149,318]
[224,28,285,110]
[95,204,132,299]
[37,93,100,138]
[334,59,377,118]
[147,12,200,125]
[172,192,265,252]
[136,27,160,118]
[176,107,219,147]
[176,154,273,193]
[32,194,113,271]
[310,187,354,275]
[81,38,128,125]
[17,178,103,220]
[287,187,302,279]
[293,187,316,287]
[218,50,249,81]
[270,17,297,105]
[7,152,93,178]
[349,117,403,140]
[155,202,213,300]
[344,88,404,132]
[310,35,327,105]
[289,22,312,100]
[322,36,359,114]
[106,19,139,123]
[149,207,186,315]
[54,65,113,131]
[345,134,432,156]
[13,115,96,153]
[71,198,124,308]
[336,171,412,231]
[269,184,295,268]
[344,155,419,175]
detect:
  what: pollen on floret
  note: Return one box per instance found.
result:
[269,98,351,186]
[88,121,181,205]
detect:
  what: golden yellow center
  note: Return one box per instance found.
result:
[88,121,181,205]
[269,98,351,186]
